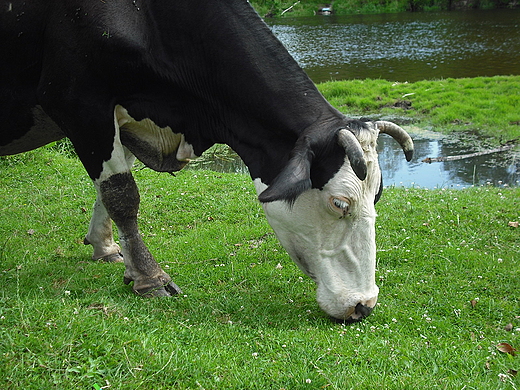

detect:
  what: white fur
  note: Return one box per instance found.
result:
[255,125,382,320]
[86,108,137,260]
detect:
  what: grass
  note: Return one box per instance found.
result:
[318,76,520,145]
[1,147,519,389]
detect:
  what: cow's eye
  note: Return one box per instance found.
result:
[329,197,350,218]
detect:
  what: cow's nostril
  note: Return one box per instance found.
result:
[355,302,373,318]
[330,302,375,324]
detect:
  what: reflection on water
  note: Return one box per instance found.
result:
[187,133,519,188]
[378,131,519,188]
[266,9,520,82]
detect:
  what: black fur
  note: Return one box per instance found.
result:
[1,0,363,194]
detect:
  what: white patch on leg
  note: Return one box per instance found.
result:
[86,108,136,261]
[94,107,133,185]
[85,192,121,260]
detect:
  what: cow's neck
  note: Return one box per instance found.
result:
[123,0,343,184]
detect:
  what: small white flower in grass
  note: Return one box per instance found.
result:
[252,352,258,358]
[64,290,71,295]
[305,379,312,384]
[392,318,397,323]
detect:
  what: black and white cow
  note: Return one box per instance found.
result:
[0,0,413,322]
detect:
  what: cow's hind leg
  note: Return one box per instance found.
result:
[83,147,134,263]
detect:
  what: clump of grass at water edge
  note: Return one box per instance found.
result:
[318,76,520,145]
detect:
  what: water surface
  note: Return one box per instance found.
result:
[189,131,519,188]
[267,9,520,82]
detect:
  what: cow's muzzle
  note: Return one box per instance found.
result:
[325,295,378,323]
[331,302,375,323]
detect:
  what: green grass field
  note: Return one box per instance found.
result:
[1,147,518,389]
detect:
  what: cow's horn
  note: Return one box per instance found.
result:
[337,129,367,181]
[374,121,414,161]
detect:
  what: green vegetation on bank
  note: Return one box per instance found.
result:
[317,76,520,145]
[1,148,519,388]
[250,0,518,17]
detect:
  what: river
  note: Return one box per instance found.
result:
[266,8,520,83]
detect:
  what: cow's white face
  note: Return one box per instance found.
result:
[255,125,386,322]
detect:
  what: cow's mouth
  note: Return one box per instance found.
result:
[330,302,375,324]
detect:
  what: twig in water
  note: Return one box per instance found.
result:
[281,1,300,15]
[422,144,515,163]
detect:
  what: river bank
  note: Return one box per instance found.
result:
[250,0,519,17]
[317,76,520,144]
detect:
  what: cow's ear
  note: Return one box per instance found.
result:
[258,139,313,204]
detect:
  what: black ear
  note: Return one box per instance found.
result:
[258,139,313,204]
[374,175,383,204]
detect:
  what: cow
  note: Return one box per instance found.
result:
[0,0,413,322]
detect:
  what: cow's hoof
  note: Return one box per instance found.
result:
[124,276,183,297]
[101,252,124,263]
[83,238,123,263]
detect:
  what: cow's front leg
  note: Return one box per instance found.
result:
[99,171,182,296]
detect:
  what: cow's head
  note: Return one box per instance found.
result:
[255,121,413,322]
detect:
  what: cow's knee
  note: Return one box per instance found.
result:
[99,172,140,229]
